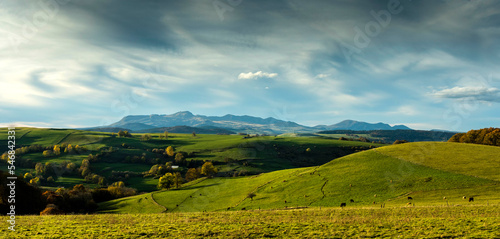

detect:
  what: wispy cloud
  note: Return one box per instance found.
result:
[238,71,278,80]
[432,86,500,102]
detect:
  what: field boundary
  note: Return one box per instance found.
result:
[55,132,74,145]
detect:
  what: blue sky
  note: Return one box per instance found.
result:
[1,0,499,131]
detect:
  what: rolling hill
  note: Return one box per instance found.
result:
[99,142,500,213]
[0,127,382,192]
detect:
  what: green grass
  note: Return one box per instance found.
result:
[100,142,500,213]
[375,142,500,181]
[3,206,499,238]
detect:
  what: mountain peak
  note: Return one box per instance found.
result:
[172,111,194,117]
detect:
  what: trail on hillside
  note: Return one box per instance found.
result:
[150,192,168,212]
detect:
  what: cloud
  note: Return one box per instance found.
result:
[432,86,500,102]
[238,71,278,80]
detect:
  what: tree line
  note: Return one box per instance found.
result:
[448,128,500,146]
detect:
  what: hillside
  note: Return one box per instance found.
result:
[0,128,381,193]
[99,142,500,213]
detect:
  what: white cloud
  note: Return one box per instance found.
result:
[238,71,278,80]
[432,86,500,102]
[315,74,329,79]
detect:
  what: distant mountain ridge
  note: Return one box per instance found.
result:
[316,120,411,131]
[97,111,412,134]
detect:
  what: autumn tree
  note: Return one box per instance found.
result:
[141,134,152,141]
[174,152,186,165]
[53,145,61,156]
[157,173,174,190]
[165,146,175,157]
[201,161,217,178]
[185,168,201,182]
[35,163,45,175]
[174,172,183,189]
[66,144,73,154]
[448,128,500,146]
[24,172,33,181]
[43,150,53,157]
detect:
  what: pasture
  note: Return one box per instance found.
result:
[2,206,499,238]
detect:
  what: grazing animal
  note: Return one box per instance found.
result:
[469,197,474,202]
[284,200,287,203]
[350,199,354,203]
[241,208,246,210]
[443,197,447,200]
[227,207,230,211]
[407,197,413,200]
[374,194,377,197]
[340,203,346,208]
[463,196,467,200]
[373,201,376,204]
[406,202,412,206]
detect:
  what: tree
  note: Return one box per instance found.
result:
[164,131,168,139]
[30,177,40,186]
[174,152,186,165]
[185,168,201,182]
[43,150,53,157]
[141,134,152,141]
[393,140,408,145]
[247,192,256,200]
[166,146,175,157]
[173,172,183,189]
[53,145,61,156]
[35,163,45,175]
[157,173,174,190]
[24,172,33,181]
[201,162,217,178]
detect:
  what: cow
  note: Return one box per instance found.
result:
[469,197,474,202]
[350,199,354,203]
[340,203,346,208]
[407,196,413,200]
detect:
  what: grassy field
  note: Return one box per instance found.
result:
[0,128,382,191]
[2,206,499,238]
[100,142,500,213]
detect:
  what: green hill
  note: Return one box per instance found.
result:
[0,128,381,192]
[99,142,500,213]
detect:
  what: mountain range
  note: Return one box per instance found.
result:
[86,111,412,134]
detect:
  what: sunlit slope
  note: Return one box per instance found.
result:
[100,142,500,213]
[375,142,500,181]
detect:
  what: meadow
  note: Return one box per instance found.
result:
[2,206,499,238]
[100,142,500,213]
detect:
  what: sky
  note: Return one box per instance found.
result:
[1,0,499,131]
